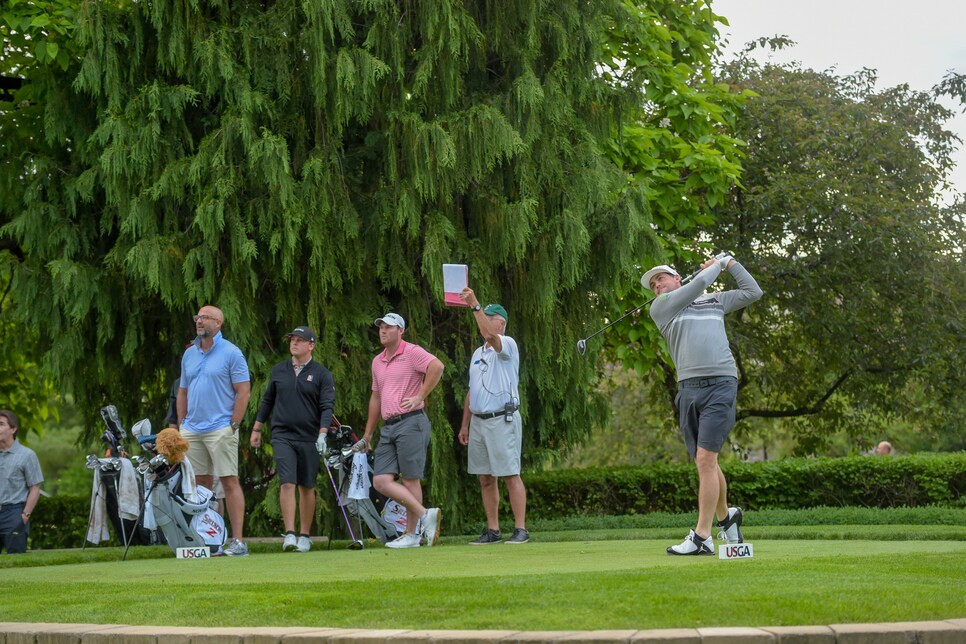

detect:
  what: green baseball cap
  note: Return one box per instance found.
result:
[483,303,508,323]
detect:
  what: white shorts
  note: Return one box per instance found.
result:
[467,413,522,477]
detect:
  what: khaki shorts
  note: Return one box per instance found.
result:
[467,413,522,477]
[180,425,239,478]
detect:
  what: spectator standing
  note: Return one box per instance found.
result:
[457,291,528,544]
[355,313,444,549]
[177,305,252,556]
[250,326,335,552]
[0,410,43,554]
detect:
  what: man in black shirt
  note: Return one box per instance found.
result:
[250,327,336,552]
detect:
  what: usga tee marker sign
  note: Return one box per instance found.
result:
[176,546,211,559]
[719,543,754,559]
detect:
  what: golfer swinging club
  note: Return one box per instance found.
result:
[642,253,762,555]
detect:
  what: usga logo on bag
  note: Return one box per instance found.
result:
[176,546,211,559]
[718,543,754,559]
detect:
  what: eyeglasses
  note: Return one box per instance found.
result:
[193,314,218,323]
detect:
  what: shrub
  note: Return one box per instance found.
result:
[524,453,966,519]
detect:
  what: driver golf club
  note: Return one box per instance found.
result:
[576,265,702,356]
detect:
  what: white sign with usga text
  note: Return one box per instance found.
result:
[718,543,754,559]
[176,546,211,559]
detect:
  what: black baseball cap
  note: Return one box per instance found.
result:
[287,326,316,343]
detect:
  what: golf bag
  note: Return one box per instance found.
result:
[133,420,227,554]
[143,462,225,552]
[326,419,400,543]
[85,406,164,547]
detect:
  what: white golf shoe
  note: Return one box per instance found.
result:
[717,507,744,544]
[386,532,421,549]
[667,530,714,556]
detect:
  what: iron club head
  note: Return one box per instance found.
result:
[576,339,587,355]
[348,539,365,550]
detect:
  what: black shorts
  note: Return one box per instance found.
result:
[675,376,738,459]
[271,437,321,488]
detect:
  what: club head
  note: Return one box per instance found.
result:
[348,539,364,550]
[576,339,587,356]
[341,447,355,458]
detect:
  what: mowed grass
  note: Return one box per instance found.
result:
[2,535,964,630]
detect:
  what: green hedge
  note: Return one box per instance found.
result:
[28,495,95,551]
[525,453,966,519]
[27,453,965,548]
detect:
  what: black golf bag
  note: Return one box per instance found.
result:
[85,406,164,547]
[326,420,400,543]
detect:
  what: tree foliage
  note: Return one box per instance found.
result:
[602,40,966,458]
[713,46,965,454]
[0,0,745,526]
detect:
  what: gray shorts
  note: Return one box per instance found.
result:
[467,413,522,477]
[373,412,431,479]
[675,377,738,459]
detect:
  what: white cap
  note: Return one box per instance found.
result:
[641,265,679,290]
[374,313,406,330]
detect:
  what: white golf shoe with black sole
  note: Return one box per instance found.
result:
[667,530,714,556]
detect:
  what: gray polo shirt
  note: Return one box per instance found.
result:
[0,439,44,506]
[649,262,763,381]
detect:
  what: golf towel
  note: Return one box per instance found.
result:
[347,452,370,500]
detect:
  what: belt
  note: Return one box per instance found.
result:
[384,409,425,425]
[0,502,25,511]
[680,376,736,388]
[473,411,504,420]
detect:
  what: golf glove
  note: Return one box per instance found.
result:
[716,252,734,270]
[316,433,327,455]
[351,437,369,452]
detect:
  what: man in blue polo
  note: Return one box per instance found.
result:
[0,410,44,554]
[177,305,251,556]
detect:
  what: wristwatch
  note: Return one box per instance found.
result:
[472,304,482,312]
[230,421,240,433]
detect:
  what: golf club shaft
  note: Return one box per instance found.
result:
[322,454,359,543]
[578,267,700,349]
[582,299,652,343]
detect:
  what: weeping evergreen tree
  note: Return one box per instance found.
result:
[2,0,741,527]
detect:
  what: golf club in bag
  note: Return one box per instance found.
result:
[576,258,723,355]
[320,421,364,550]
[321,417,400,548]
[84,406,165,550]
[125,417,225,559]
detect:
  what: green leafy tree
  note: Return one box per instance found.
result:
[603,40,966,459]
[2,0,751,528]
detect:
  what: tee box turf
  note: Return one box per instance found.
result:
[718,543,754,559]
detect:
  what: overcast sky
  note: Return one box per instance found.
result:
[712,0,966,201]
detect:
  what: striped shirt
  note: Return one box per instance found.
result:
[371,340,438,420]
[650,262,763,381]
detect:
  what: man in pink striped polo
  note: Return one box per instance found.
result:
[355,313,445,549]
